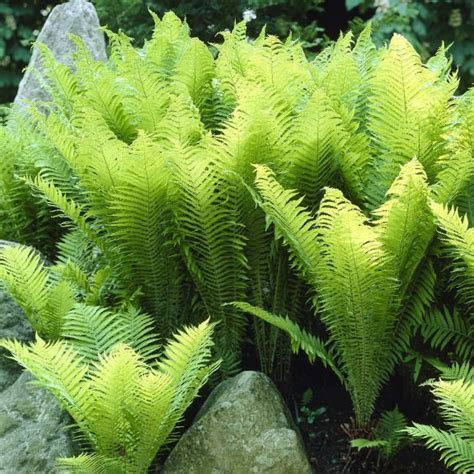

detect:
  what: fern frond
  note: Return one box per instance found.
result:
[56,453,123,474]
[406,424,474,473]
[0,337,93,442]
[254,165,319,283]
[431,202,474,313]
[0,244,75,338]
[422,307,474,360]
[2,320,219,473]
[374,159,434,293]
[61,304,160,363]
[230,301,342,381]
[106,132,183,337]
[25,174,105,253]
[170,145,248,365]
[314,187,400,426]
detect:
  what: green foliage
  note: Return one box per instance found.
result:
[1,319,219,473]
[351,407,408,463]
[351,1,474,91]
[251,159,435,426]
[406,363,474,473]
[0,243,75,339]
[1,10,474,438]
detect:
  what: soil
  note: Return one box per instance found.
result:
[280,354,449,474]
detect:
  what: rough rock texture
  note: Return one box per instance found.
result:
[0,373,74,472]
[0,290,33,392]
[14,0,106,106]
[163,371,313,474]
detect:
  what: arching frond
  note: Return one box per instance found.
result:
[0,244,75,338]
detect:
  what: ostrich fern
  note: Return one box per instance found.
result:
[237,159,435,426]
[406,363,474,474]
[0,11,471,377]
[1,320,219,473]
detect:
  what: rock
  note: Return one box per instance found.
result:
[0,290,33,392]
[0,372,74,472]
[14,0,106,106]
[163,371,313,474]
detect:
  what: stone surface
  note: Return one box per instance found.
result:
[0,290,33,392]
[0,372,74,472]
[163,371,313,474]
[14,0,106,106]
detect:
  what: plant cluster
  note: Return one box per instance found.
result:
[0,11,473,472]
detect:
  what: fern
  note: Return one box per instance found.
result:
[406,364,474,474]
[421,307,474,360]
[352,408,408,462]
[0,244,75,338]
[1,320,219,474]
[229,301,342,381]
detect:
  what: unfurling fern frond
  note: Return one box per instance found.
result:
[0,320,219,474]
[406,364,474,474]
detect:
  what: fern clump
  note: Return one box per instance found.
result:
[237,159,435,426]
[0,8,473,398]
[1,320,219,473]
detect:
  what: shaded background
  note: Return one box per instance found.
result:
[1,0,473,102]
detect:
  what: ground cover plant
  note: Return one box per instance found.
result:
[0,10,473,472]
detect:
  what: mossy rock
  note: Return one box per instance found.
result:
[0,372,74,472]
[0,290,33,392]
[163,371,313,474]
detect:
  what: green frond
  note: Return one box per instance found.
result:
[61,304,160,363]
[2,320,219,473]
[106,132,183,336]
[406,424,474,473]
[157,319,218,388]
[35,42,80,112]
[421,307,473,360]
[0,337,93,442]
[284,88,346,206]
[407,363,474,473]
[366,34,455,207]
[174,38,215,110]
[314,187,400,426]
[431,202,474,312]
[170,146,248,364]
[230,301,342,381]
[25,174,105,254]
[56,453,123,474]
[0,244,75,338]
[373,159,434,293]
[254,165,319,283]
[440,362,474,383]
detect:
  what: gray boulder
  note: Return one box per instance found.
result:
[163,371,313,474]
[0,290,33,392]
[14,0,106,106]
[0,372,74,472]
